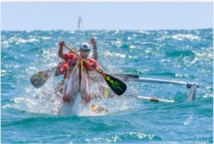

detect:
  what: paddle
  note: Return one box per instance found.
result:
[30,46,81,88]
[30,67,56,88]
[63,44,127,96]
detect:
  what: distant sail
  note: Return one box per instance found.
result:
[78,16,83,31]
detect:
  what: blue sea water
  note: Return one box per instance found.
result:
[1,29,213,143]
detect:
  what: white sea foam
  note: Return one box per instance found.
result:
[128,55,138,59]
[127,36,133,40]
[38,36,52,40]
[15,38,39,44]
[1,70,6,73]
[184,114,194,126]
[138,30,150,35]
[157,34,200,41]
[130,45,136,49]
[115,53,126,58]
[176,34,199,40]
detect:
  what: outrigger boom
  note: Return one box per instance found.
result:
[128,77,199,89]
[111,74,199,101]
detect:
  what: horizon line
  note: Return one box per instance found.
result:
[1,27,213,32]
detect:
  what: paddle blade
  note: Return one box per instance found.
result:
[104,73,127,96]
[30,67,55,88]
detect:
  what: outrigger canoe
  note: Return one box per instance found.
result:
[31,43,199,114]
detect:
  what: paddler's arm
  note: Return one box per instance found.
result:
[54,60,66,76]
[58,41,65,59]
[58,41,78,59]
[90,38,98,60]
[91,62,103,72]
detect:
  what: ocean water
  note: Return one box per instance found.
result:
[1,29,213,143]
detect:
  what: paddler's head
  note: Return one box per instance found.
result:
[79,43,91,59]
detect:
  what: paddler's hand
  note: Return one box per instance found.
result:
[91,63,97,69]
[90,38,97,47]
[59,41,65,48]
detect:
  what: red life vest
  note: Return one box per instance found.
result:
[60,53,102,79]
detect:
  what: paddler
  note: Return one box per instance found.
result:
[54,38,98,76]
[57,40,103,103]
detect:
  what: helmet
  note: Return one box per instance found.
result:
[80,43,91,50]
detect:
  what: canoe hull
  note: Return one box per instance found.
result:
[63,59,90,104]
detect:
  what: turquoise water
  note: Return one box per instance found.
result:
[1,29,213,143]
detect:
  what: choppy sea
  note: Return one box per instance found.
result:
[1,29,213,143]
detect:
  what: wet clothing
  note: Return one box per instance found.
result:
[60,53,102,79]
[63,53,78,66]
[60,62,77,79]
